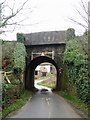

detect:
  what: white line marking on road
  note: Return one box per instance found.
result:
[48,112,51,118]
[46,98,50,105]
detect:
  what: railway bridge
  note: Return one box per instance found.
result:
[24,31,66,91]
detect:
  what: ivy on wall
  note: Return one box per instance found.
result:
[17,33,25,43]
[12,42,27,72]
[66,28,75,41]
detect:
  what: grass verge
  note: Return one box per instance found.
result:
[37,75,56,89]
[58,91,88,113]
[37,82,55,88]
[2,90,32,118]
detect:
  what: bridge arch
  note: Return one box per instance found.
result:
[25,56,62,91]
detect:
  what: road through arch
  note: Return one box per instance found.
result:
[25,56,62,91]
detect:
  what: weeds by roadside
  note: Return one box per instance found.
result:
[2,90,32,118]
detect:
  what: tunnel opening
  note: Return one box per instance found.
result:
[34,62,57,91]
[25,56,61,91]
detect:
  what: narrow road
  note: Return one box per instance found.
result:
[8,79,81,118]
[35,77,51,92]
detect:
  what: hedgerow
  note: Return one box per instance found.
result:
[63,38,89,103]
[2,41,27,110]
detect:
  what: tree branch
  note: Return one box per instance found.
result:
[68,18,88,29]
[68,0,88,29]
[0,0,29,28]
[0,0,6,6]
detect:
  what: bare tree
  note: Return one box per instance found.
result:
[88,1,90,29]
[66,0,89,56]
[68,0,88,29]
[0,0,32,29]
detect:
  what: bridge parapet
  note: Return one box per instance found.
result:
[24,31,66,46]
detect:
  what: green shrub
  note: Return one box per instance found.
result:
[2,41,16,60]
[12,42,26,72]
[11,79,21,85]
[2,41,26,109]
[17,33,25,43]
[2,82,24,109]
[63,38,89,103]
[0,39,2,69]
[64,40,88,66]
[66,28,75,41]
[2,41,26,72]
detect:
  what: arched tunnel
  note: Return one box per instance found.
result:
[25,56,62,91]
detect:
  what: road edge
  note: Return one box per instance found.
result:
[54,92,89,119]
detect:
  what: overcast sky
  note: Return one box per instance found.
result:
[0,0,89,40]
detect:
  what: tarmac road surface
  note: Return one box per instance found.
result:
[8,90,82,118]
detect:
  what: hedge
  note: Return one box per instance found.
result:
[63,38,89,104]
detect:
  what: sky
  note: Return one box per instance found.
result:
[0,0,89,40]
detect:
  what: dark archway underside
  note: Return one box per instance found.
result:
[25,56,62,91]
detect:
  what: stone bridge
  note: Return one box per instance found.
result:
[24,31,66,91]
